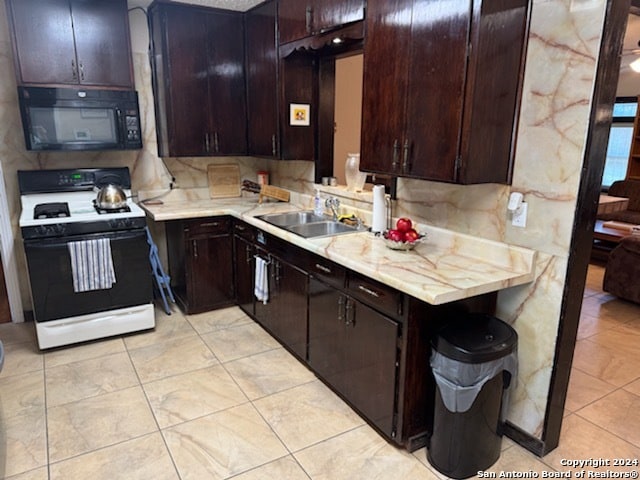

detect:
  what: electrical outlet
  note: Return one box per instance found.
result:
[512,202,527,228]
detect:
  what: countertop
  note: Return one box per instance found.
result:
[140,191,537,305]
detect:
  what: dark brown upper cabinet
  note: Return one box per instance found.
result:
[6,0,134,89]
[361,0,529,184]
[149,2,247,157]
[245,0,279,158]
[278,0,365,44]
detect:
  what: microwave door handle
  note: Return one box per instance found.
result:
[115,108,125,145]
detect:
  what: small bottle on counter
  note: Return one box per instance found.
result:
[257,170,269,186]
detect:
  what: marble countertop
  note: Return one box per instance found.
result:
[140,191,537,305]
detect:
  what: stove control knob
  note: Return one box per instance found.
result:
[54,224,66,235]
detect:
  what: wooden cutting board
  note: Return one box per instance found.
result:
[207,164,241,198]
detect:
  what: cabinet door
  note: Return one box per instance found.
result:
[278,0,365,43]
[155,5,211,156]
[270,258,308,360]
[360,0,412,175]
[308,278,350,381]
[309,278,399,437]
[402,0,470,181]
[246,1,279,157]
[234,235,254,316]
[70,0,134,88]
[7,0,77,85]
[458,0,528,184]
[207,12,247,155]
[313,0,365,34]
[186,234,234,313]
[278,0,310,44]
[344,299,399,437]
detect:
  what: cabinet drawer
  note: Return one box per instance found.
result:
[347,272,403,319]
[184,217,230,237]
[305,255,346,289]
[233,220,256,242]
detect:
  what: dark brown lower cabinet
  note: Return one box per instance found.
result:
[254,244,308,360]
[233,233,255,317]
[166,217,235,314]
[309,277,400,438]
[223,221,497,451]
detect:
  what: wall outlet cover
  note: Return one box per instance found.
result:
[512,202,528,228]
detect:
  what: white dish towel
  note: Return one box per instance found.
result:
[254,256,269,304]
[68,238,116,293]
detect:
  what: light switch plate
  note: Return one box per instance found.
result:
[512,202,527,228]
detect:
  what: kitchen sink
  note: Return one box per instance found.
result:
[257,210,365,238]
[286,221,359,238]
[257,210,325,227]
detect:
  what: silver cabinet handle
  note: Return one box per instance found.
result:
[71,59,77,80]
[235,224,246,231]
[305,5,313,33]
[358,284,380,298]
[199,222,220,227]
[214,132,219,152]
[345,298,355,326]
[314,263,332,274]
[205,133,210,152]
[402,139,410,173]
[337,294,345,322]
[192,240,198,258]
[245,244,251,264]
[271,134,277,156]
[391,139,400,171]
[78,61,85,81]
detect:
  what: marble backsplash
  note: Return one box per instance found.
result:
[0,0,609,441]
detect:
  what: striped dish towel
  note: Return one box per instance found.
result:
[68,238,116,293]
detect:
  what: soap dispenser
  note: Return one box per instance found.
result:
[314,189,323,216]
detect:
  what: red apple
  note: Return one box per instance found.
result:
[396,217,412,232]
[404,229,420,243]
[386,229,404,242]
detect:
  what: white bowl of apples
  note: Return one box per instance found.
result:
[382,218,425,251]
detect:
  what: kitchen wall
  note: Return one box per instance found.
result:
[0,0,609,444]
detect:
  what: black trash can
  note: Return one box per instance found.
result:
[427,313,518,479]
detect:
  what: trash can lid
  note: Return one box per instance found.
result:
[431,313,518,363]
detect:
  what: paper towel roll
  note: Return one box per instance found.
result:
[372,184,386,233]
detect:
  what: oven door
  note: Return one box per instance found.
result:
[24,228,152,322]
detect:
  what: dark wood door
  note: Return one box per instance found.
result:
[313,0,365,33]
[402,0,470,181]
[269,258,308,360]
[343,298,399,437]
[207,12,247,155]
[458,0,528,184]
[8,0,77,85]
[156,5,210,156]
[308,278,350,382]
[246,0,279,157]
[7,0,133,87]
[186,233,234,314]
[278,0,365,43]
[234,235,254,317]
[278,0,310,44]
[70,0,133,88]
[309,278,399,437]
[360,0,412,175]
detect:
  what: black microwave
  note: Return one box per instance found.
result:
[17,86,142,151]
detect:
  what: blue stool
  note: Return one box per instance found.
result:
[145,227,176,315]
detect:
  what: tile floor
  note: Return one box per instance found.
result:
[1,263,639,479]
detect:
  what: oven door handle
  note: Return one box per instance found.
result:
[24,228,146,247]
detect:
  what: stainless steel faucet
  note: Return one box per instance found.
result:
[325,197,340,220]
